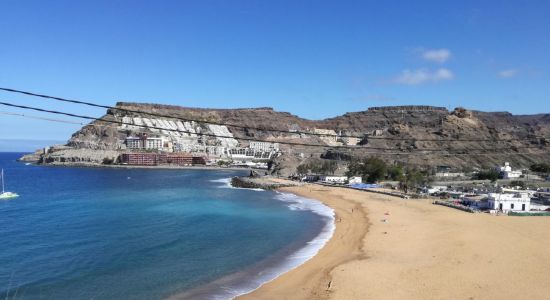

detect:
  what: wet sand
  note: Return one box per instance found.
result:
[239,183,550,300]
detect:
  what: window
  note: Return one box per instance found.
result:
[511,203,515,209]
[522,204,526,211]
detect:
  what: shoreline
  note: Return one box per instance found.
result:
[171,189,336,300]
[19,161,265,172]
[239,181,550,299]
[237,183,369,300]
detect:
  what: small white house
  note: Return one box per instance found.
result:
[488,192,531,212]
[503,170,522,179]
[348,176,362,184]
[499,162,522,179]
[319,176,347,184]
[499,162,512,173]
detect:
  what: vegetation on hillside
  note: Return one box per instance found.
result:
[346,157,388,183]
[346,157,430,191]
[296,159,338,175]
[530,163,550,174]
[473,169,501,182]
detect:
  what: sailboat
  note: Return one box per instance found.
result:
[0,169,19,199]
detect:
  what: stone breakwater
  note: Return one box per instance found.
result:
[230,177,301,190]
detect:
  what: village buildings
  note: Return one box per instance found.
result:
[121,129,280,167]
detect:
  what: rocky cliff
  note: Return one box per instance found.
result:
[23,103,550,174]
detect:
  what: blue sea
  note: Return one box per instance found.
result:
[0,153,334,299]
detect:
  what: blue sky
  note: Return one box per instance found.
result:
[1,0,549,148]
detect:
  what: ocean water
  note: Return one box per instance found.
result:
[0,153,333,299]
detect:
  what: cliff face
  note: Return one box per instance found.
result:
[319,107,549,170]
[31,103,550,173]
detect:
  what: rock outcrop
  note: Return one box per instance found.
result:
[230,176,300,190]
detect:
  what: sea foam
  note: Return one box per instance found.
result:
[207,191,335,300]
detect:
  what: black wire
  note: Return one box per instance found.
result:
[0,87,546,142]
[1,100,548,154]
[0,100,378,150]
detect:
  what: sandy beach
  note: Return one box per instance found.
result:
[239,183,550,300]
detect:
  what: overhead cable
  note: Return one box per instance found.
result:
[1,100,547,155]
[0,87,546,143]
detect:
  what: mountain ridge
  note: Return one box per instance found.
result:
[22,103,550,175]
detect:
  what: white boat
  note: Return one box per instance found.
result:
[0,169,19,199]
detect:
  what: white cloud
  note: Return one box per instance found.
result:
[394,68,454,85]
[422,48,452,63]
[498,69,518,78]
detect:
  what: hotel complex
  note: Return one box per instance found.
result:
[117,116,282,167]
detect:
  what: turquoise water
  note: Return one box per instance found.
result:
[0,153,333,299]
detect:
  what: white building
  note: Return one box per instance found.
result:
[499,162,512,173]
[126,136,164,150]
[144,137,164,150]
[228,146,276,160]
[488,192,531,212]
[320,175,347,184]
[126,137,142,149]
[249,141,279,152]
[499,162,522,179]
[228,147,257,160]
[348,176,362,184]
[503,171,522,179]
